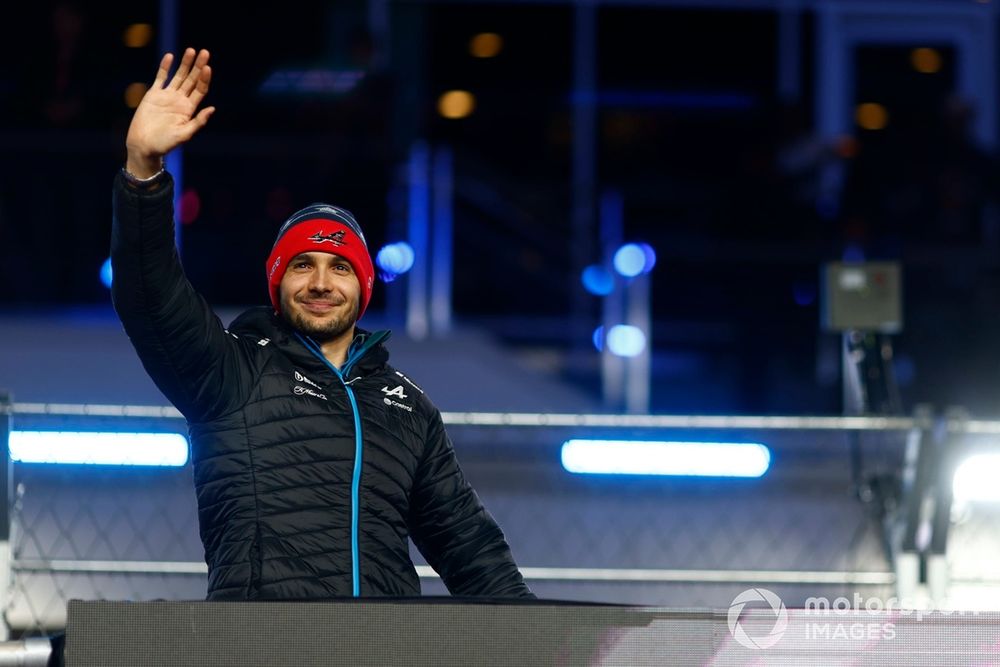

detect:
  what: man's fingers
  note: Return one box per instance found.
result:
[189,65,212,107]
[180,50,211,95]
[173,106,215,144]
[153,53,173,88]
[190,106,216,133]
[169,47,196,89]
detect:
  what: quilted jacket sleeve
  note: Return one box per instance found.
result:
[408,409,534,599]
[110,172,257,422]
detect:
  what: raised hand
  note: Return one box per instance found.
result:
[125,48,216,178]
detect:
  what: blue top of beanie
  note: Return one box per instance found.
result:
[273,203,367,250]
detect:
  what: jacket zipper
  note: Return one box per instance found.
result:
[295,332,364,597]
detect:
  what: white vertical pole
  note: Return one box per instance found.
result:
[407,142,431,340]
[600,191,625,410]
[430,147,453,336]
[625,274,651,415]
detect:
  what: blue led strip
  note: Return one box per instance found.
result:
[9,431,189,466]
[295,332,362,597]
[561,439,771,478]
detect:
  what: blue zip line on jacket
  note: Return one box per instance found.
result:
[294,330,390,597]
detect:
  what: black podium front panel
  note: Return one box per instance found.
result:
[64,599,1000,666]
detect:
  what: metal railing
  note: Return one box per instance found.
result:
[5,398,1000,635]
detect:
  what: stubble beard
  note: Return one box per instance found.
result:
[281,295,359,343]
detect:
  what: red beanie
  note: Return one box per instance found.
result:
[265,204,374,318]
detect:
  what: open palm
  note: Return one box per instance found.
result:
[126,48,215,166]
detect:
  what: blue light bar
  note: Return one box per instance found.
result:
[9,431,189,466]
[561,439,770,477]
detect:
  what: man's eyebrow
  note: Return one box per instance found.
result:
[290,253,350,264]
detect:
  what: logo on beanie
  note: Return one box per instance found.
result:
[308,230,347,246]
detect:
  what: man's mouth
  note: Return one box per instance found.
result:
[299,300,339,314]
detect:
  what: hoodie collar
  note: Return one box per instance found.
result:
[227,306,390,379]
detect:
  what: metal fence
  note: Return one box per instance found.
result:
[4,398,1000,637]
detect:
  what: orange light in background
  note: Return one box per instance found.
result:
[437,90,476,119]
[124,83,148,109]
[855,103,889,130]
[469,32,503,58]
[123,23,153,48]
[911,47,942,74]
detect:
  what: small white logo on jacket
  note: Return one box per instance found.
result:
[394,371,424,394]
[295,371,322,390]
[382,385,412,411]
[383,397,413,412]
[381,385,408,399]
[293,386,327,401]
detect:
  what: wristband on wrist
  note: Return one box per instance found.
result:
[122,160,166,188]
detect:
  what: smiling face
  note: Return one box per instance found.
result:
[278,251,361,342]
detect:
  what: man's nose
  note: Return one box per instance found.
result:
[308,268,333,292]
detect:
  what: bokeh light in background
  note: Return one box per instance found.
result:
[469,32,503,58]
[592,325,605,352]
[100,258,113,289]
[179,189,201,225]
[124,83,148,109]
[855,102,889,130]
[376,242,416,282]
[123,23,153,48]
[581,265,614,296]
[612,243,656,277]
[910,47,942,74]
[606,324,646,357]
[437,90,476,119]
[953,453,1000,503]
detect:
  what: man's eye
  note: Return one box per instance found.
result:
[335,264,350,272]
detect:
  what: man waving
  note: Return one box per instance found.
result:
[113,48,533,600]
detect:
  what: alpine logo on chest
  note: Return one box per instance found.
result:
[381,385,407,399]
[381,385,413,412]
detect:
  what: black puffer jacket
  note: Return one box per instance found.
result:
[111,172,532,600]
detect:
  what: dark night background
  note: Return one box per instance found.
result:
[3,0,1000,417]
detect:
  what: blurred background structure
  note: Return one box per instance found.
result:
[3,0,1000,642]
